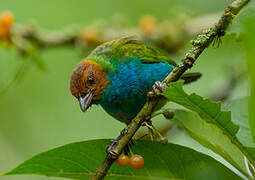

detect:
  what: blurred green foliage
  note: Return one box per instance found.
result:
[243,17,255,142]
[0,0,254,180]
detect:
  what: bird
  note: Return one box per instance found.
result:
[70,37,200,124]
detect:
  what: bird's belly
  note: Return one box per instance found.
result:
[100,61,173,124]
[101,92,147,123]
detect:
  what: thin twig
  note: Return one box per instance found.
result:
[0,60,29,95]
[90,0,252,179]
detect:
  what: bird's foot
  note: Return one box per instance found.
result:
[105,136,120,159]
[106,136,135,158]
[142,121,155,141]
[142,120,168,145]
[120,128,128,135]
[105,146,118,159]
[152,81,165,94]
[105,128,129,159]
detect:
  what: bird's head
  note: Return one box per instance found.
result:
[70,60,109,112]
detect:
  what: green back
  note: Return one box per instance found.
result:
[88,37,177,66]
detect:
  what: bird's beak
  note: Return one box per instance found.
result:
[79,91,93,112]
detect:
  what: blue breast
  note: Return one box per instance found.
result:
[100,59,173,123]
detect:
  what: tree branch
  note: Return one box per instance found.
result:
[90,0,252,179]
[9,13,220,54]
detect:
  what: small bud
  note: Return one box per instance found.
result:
[163,110,175,119]
[160,138,168,145]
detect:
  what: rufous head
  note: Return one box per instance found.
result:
[70,61,109,112]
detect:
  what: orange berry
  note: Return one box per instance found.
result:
[0,12,15,40]
[139,15,157,35]
[0,27,8,39]
[130,154,144,169]
[0,12,15,28]
[116,154,129,167]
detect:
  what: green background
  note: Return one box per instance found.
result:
[0,0,253,179]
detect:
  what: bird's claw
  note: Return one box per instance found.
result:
[142,120,168,145]
[120,128,128,136]
[153,81,165,94]
[105,145,118,159]
[105,133,135,159]
[105,136,121,159]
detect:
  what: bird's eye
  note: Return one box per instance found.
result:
[87,76,95,85]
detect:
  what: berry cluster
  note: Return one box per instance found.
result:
[116,154,144,169]
[0,12,15,40]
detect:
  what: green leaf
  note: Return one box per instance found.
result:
[225,97,255,148]
[162,82,255,175]
[243,18,255,141]
[225,98,255,162]
[5,139,241,180]
[172,109,249,177]
[225,97,255,177]
[162,82,239,136]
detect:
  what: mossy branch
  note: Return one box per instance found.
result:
[91,0,252,179]
[9,13,221,54]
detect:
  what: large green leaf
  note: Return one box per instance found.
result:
[172,109,248,177]
[225,97,255,162]
[5,139,241,180]
[163,82,239,136]
[162,82,255,176]
[225,97,255,148]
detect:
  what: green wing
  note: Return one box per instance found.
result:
[88,37,177,66]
